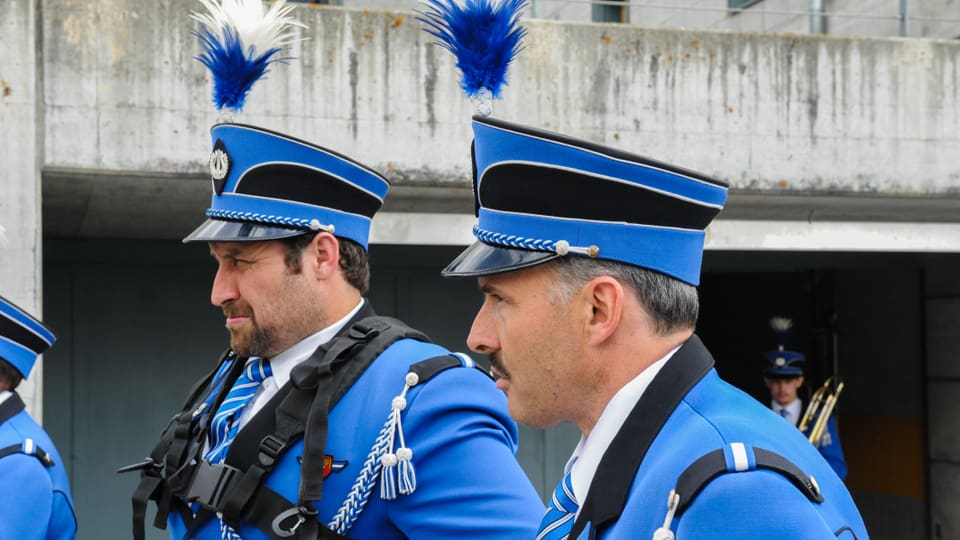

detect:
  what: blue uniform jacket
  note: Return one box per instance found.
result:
[804,416,847,481]
[0,392,77,540]
[572,336,868,540]
[168,306,543,539]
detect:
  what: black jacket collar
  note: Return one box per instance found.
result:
[570,335,715,538]
[0,391,25,425]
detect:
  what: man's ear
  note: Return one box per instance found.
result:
[307,232,341,280]
[580,276,623,346]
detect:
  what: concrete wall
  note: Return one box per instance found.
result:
[1,0,43,417]
[41,1,959,195]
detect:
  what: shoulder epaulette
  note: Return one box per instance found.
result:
[0,438,56,467]
[651,442,824,540]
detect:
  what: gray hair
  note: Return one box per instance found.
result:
[548,256,699,335]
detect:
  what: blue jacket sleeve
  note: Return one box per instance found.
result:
[0,454,54,540]
[817,417,847,481]
[386,366,545,538]
[676,468,841,539]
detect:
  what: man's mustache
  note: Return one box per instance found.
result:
[222,304,253,318]
[489,353,510,379]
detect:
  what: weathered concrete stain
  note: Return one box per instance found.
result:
[423,42,438,136]
[349,49,359,139]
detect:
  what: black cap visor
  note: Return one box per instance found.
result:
[182,219,308,243]
[441,241,560,278]
[761,368,805,379]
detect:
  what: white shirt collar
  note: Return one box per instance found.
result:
[0,390,11,406]
[235,299,365,429]
[771,397,803,427]
[567,344,682,504]
[265,299,365,390]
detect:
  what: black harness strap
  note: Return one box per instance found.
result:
[183,315,430,540]
[673,446,825,518]
[122,349,238,540]
[299,317,427,504]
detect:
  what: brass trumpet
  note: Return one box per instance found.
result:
[797,376,844,446]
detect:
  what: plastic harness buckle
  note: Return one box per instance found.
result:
[258,435,286,467]
[185,461,242,511]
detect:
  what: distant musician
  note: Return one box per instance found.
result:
[763,317,847,480]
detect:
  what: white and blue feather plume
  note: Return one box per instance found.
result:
[192,0,305,114]
[417,0,527,115]
[769,316,794,350]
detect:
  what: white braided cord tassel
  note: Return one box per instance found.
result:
[327,419,394,534]
[326,370,421,534]
[379,372,419,500]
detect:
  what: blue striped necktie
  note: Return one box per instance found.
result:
[537,468,579,540]
[205,357,272,464]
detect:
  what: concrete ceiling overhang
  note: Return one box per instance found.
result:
[43,168,960,244]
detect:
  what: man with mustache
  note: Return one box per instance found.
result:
[126,124,543,540]
[443,115,869,539]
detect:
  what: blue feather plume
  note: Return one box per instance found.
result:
[191,0,304,114]
[195,27,284,112]
[418,0,527,101]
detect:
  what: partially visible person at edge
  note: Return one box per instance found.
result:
[442,115,869,539]
[763,320,848,480]
[0,295,78,540]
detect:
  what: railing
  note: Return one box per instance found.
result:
[522,0,960,39]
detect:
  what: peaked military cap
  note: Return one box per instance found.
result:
[442,116,729,285]
[0,295,56,379]
[762,349,806,378]
[183,124,390,248]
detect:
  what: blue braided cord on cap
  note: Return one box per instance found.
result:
[473,225,558,252]
[206,208,316,230]
[206,191,374,248]
[327,418,395,535]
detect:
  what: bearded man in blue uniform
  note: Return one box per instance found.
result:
[442,116,870,539]
[0,295,78,540]
[126,1,542,537]
[126,122,544,540]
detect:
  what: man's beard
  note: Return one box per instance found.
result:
[229,321,278,358]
